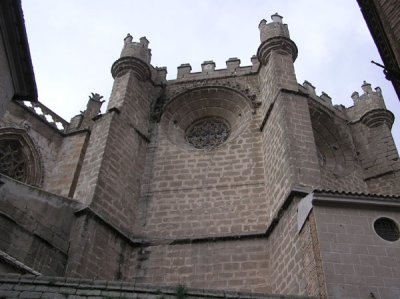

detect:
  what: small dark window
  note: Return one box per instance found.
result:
[374,217,400,242]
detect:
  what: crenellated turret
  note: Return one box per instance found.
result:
[348,81,394,129]
[347,81,399,193]
[257,13,298,66]
[120,34,152,63]
[111,34,152,81]
[256,13,299,113]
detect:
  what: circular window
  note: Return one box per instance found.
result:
[185,117,230,150]
[373,217,400,242]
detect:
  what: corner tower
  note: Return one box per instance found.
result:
[347,81,400,194]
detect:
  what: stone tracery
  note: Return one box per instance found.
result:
[186,117,230,150]
[0,128,43,186]
[0,139,28,182]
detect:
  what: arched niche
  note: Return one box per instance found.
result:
[160,86,253,151]
[309,105,355,177]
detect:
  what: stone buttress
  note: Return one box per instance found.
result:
[65,35,164,278]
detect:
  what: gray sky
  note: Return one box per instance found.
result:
[22,0,400,148]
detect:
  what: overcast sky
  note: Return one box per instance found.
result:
[22,0,399,148]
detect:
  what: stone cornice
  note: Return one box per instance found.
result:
[111,56,151,81]
[312,189,400,209]
[0,0,37,101]
[257,36,298,66]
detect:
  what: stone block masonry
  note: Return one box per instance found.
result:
[0,274,312,299]
[144,109,268,238]
[47,131,89,197]
[0,176,81,276]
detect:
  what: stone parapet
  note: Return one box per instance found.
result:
[15,100,68,132]
[173,57,259,81]
[347,81,392,126]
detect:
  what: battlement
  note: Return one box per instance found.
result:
[299,80,339,110]
[120,34,152,64]
[351,80,385,106]
[346,81,391,125]
[259,13,290,42]
[299,79,392,120]
[172,56,260,81]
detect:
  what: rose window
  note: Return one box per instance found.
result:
[186,118,230,150]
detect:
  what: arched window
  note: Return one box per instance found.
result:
[0,128,42,186]
[0,139,28,181]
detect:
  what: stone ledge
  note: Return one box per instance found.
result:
[0,274,313,299]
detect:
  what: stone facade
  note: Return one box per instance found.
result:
[0,10,400,299]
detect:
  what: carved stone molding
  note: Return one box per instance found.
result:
[111,56,151,81]
[257,36,298,66]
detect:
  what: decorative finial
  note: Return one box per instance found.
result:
[361,81,372,94]
[140,36,149,48]
[351,91,360,103]
[258,19,267,29]
[124,33,133,44]
[89,92,104,103]
[271,13,283,23]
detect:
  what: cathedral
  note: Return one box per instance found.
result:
[0,1,400,298]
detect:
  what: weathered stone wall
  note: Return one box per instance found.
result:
[0,101,90,198]
[366,172,400,195]
[268,197,309,296]
[259,93,293,219]
[0,102,63,190]
[73,71,159,231]
[354,123,399,180]
[300,213,327,298]
[143,94,267,237]
[70,64,161,278]
[309,101,368,193]
[46,131,89,197]
[266,195,326,298]
[0,176,80,276]
[314,204,400,299]
[135,239,270,293]
[258,58,320,222]
[65,213,138,280]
